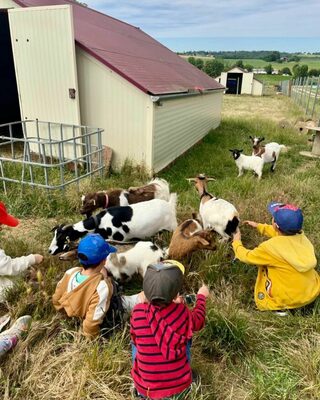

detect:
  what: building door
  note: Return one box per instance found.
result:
[226,73,243,94]
[8,5,81,126]
[0,10,22,137]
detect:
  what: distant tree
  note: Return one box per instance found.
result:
[308,69,320,77]
[244,64,254,72]
[264,64,274,75]
[288,55,301,62]
[194,58,204,70]
[280,67,292,75]
[188,56,196,66]
[263,51,281,62]
[293,64,309,78]
[235,60,244,68]
[203,59,225,78]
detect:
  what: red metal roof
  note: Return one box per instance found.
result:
[14,0,224,95]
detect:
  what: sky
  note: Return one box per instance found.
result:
[85,0,320,52]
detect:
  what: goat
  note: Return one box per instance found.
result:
[80,178,170,217]
[168,218,217,260]
[106,241,166,280]
[49,195,177,255]
[187,174,239,241]
[249,136,286,172]
[59,241,166,281]
[229,149,264,179]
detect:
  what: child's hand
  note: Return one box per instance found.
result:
[232,228,241,241]
[243,220,258,228]
[197,284,210,298]
[33,254,44,264]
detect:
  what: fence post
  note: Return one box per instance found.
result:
[310,76,320,121]
[305,77,312,116]
[299,77,306,106]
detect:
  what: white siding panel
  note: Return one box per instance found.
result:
[241,72,254,94]
[153,92,223,172]
[1,0,19,7]
[76,48,153,170]
[8,6,80,126]
[252,79,264,96]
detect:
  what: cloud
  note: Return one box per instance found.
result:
[86,0,320,38]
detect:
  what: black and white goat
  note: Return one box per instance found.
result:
[249,136,286,172]
[187,174,239,241]
[49,195,177,255]
[80,178,170,217]
[229,149,264,179]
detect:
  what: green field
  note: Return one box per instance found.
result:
[1,95,320,399]
[181,55,320,75]
[223,57,320,71]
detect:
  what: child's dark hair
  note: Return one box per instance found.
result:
[78,253,101,269]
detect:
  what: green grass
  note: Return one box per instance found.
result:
[0,95,319,399]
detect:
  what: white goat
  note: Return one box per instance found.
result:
[250,136,286,172]
[229,149,264,179]
[106,241,166,280]
[187,174,239,241]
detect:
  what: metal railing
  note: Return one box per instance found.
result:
[280,77,320,124]
[0,120,104,192]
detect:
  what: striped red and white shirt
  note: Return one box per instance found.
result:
[130,294,206,399]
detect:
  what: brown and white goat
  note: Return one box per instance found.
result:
[249,136,286,172]
[168,218,216,260]
[187,174,239,241]
[80,178,170,217]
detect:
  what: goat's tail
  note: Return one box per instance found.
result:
[151,178,170,201]
[168,193,178,230]
[279,144,288,153]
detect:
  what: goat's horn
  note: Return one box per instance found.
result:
[206,177,216,181]
[186,178,196,182]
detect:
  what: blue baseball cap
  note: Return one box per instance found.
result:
[78,233,117,266]
[267,202,303,234]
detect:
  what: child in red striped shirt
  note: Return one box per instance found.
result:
[130,260,209,400]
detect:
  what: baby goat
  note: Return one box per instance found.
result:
[229,149,264,179]
[59,241,166,281]
[187,174,239,241]
[80,178,170,217]
[249,136,286,172]
[168,218,216,260]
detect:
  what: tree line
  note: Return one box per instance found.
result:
[187,57,320,78]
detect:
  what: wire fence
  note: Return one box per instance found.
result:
[280,77,320,125]
[0,120,104,192]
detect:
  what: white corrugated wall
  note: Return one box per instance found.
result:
[76,48,154,170]
[1,0,18,7]
[153,91,223,172]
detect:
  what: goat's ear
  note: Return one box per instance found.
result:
[229,149,234,152]
[206,177,216,181]
[186,178,196,182]
[50,225,59,232]
[259,137,265,142]
[249,135,253,140]
[239,149,243,152]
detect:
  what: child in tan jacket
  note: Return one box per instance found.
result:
[53,233,142,338]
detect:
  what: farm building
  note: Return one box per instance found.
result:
[0,0,224,173]
[216,67,264,96]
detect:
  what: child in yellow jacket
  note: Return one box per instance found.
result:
[232,202,320,312]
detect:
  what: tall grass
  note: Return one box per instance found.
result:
[0,95,319,399]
